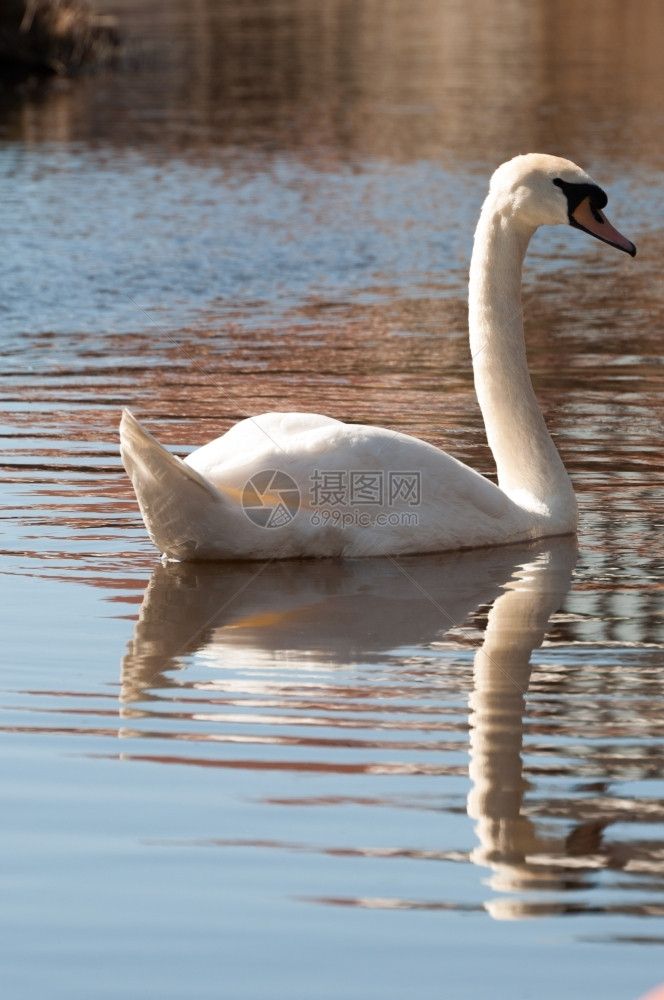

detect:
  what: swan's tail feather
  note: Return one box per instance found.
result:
[120,408,231,560]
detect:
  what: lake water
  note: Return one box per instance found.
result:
[1,1,664,998]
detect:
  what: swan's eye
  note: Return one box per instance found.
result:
[553,178,608,222]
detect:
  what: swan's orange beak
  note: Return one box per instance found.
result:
[571,196,636,256]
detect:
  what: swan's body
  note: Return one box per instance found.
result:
[120,154,635,561]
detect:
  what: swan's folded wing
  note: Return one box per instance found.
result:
[120,409,233,560]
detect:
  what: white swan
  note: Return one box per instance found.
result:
[120,153,635,561]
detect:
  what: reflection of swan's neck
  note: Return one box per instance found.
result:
[467,542,578,908]
[467,567,538,884]
[468,203,576,528]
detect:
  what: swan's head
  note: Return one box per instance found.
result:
[488,153,636,256]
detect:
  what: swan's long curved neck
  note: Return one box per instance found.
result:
[468,202,577,528]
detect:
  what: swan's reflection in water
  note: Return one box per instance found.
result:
[467,540,580,917]
[120,543,535,701]
[120,537,661,919]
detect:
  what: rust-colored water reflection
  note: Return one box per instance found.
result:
[8,0,664,173]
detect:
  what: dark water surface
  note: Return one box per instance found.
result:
[1,2,664,998]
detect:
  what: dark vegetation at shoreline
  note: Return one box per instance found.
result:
[0,0,121,82]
